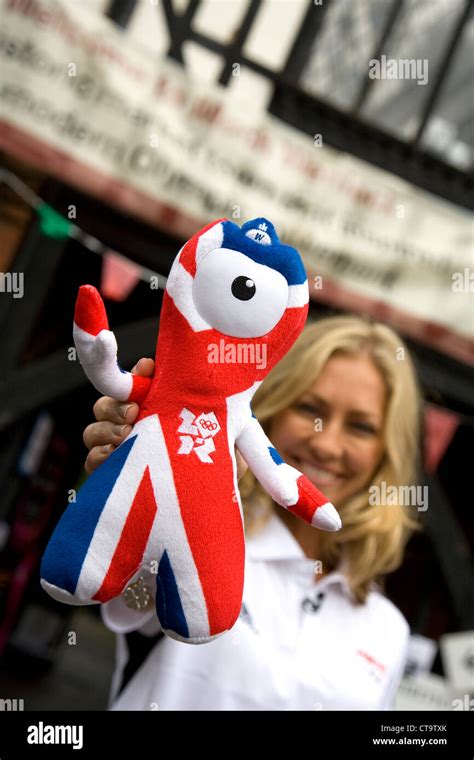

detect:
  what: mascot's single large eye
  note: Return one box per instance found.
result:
[231,276,256,301]
[193,249,288,338]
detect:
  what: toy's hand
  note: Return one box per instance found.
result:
[236,416,341,531]
[83,358,154,473]
[74,285,152,403]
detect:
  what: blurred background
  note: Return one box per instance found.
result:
[0,0,473,711]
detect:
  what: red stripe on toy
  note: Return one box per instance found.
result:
[160,404,245,637]
[74,285,109,336]
[93,466,157,602]
[179,219,226,278]
[128,375,153,404]
[288,475,328,523]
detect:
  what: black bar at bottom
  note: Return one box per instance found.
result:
[0,709,471,755]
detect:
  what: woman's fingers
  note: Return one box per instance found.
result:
[93,396,138,425]
[83,420,132,450]
[83,420,132,473]
[131,357,155,376]
[84,358,154,473]
[85,444,117,475]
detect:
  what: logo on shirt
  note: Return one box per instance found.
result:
[357,649,386,683]
[302,591,325,613]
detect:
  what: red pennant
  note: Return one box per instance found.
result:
[424,405,460,473]
[101,250,141,301]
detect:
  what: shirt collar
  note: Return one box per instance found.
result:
[246,511,356,601]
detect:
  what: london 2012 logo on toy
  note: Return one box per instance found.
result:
[177,408,221,463]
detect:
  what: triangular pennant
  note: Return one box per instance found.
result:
[37,204,72,239]
[424,404,460,473]
[101,250,142,301]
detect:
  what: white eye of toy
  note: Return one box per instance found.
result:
[192,249,288,338]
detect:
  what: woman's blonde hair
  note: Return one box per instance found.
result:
[240,315,422,603]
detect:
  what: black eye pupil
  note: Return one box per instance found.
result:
[231,276,256,301]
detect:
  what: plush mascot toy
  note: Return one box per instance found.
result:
[41,218,341,644]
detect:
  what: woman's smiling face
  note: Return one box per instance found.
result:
[268,353,387,508]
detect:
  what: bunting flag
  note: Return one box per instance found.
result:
[424,404,460,474]
[100,250,142,302]
[0,168,167,300]
[37,203,72,240]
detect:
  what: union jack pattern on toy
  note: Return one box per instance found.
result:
[41,217,341,644]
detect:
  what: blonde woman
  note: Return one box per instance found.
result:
[83,315,422,710]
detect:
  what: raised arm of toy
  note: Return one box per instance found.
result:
[73,285,152,404]
[235,415,342,532]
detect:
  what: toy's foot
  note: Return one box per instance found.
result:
[162,628,227,645]
[311,501,342,531]
[40,579,99,606]
[155,548,242,644]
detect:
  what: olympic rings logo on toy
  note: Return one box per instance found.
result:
[198,418,218,431]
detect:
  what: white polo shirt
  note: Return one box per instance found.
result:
[102,512,409,710]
